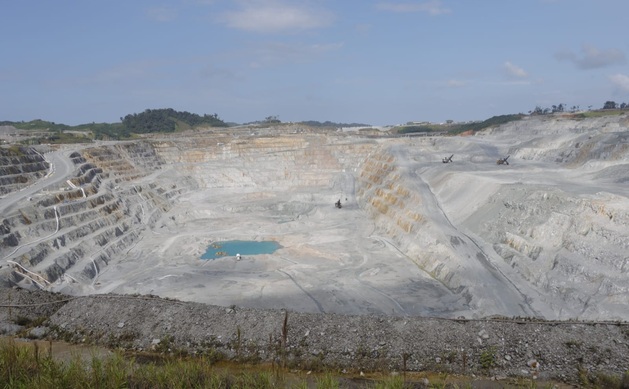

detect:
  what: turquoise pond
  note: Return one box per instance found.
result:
[201,240,282,260]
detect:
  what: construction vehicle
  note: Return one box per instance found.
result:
[442,154,453,163]
[496,155,510,165]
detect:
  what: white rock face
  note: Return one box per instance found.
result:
[1,114,628,320]
[412,114,629,320]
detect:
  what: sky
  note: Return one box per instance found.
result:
[2,0,629,126]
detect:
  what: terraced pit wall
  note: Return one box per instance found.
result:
[1,133,376,290]
[355,146,466,294]
[151,134,375,190]
[2,142,192,287]
[468,115,629,319]
[3,118,629,321]
[0,147,49,196]
[353,114,629,320]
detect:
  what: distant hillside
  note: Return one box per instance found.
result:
[0,119,68,132]
[450,114,526,134]
[298,120,370,128]
[121,108,228,135]
[395,114,526,135]
[1,109,229,142]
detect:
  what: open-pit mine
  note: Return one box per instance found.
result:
[2,114,629,322]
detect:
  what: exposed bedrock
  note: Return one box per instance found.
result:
[0,146,49,195]
[483,114,629,171]
[423,114,629,320]
[151,134,373,189]
[1,141,190,290]
[1,115,629,320]
[355,144,545,318]
[462,186,629,320]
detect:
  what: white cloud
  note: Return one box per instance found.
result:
[221,1,334,33]
[555,44,626,70]
[504,61,528,78]
[376,1,451,15]
[146,6,178,22]
[610,74,629,92]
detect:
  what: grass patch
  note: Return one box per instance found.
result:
[373,374,405,389]
[3,145,26,156]
[394,114,526,136]
[396,125,440,134]
[0,338,281,389]
[479,347,496,370]
[2,338,626,388]
[572,109,628,118]
[12,315,47,328]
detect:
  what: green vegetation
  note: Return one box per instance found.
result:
[586,370,629,389]
[577,365,617,388]
[3,145,27,156]
[42,130,94,144]
[0,338,445,389]
[298,120,370,128]
[373,374,405,389]
[2,99,628,144]
[121,108,227,135]
[1,119,66,132]
[2,338,627,388]
[76,122,126,140]
[396,114,525,135]
[1,108,229,143]
[395,100,626,136]
[530,100,627,115]
[396,125,437,134]
[454,114,525,134]
[571,109,628,119]
[0,339,283,389]
[479,347,496,370]
[565,339,582,349]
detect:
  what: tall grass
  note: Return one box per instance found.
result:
[0,338,285,389]
[3,339,625,388]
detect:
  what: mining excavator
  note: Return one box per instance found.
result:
[442,154,453,163]
[496,155,510,165]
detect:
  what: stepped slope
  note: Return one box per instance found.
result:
[1,115,629,320]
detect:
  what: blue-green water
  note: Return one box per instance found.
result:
[201,240,282,260]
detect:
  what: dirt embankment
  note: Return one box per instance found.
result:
[1,286,628,386]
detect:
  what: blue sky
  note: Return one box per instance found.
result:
[2,0,628,126]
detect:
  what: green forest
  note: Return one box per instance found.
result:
[395,114,526,135]
[1,108,228,142]
[121,108,227,135]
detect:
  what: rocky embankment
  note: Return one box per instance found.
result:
[355,114,629,320]
[0,146,49,196]
[1,142,189,289]
[1,286,628,386]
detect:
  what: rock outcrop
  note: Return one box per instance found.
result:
[1,115,629,321]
